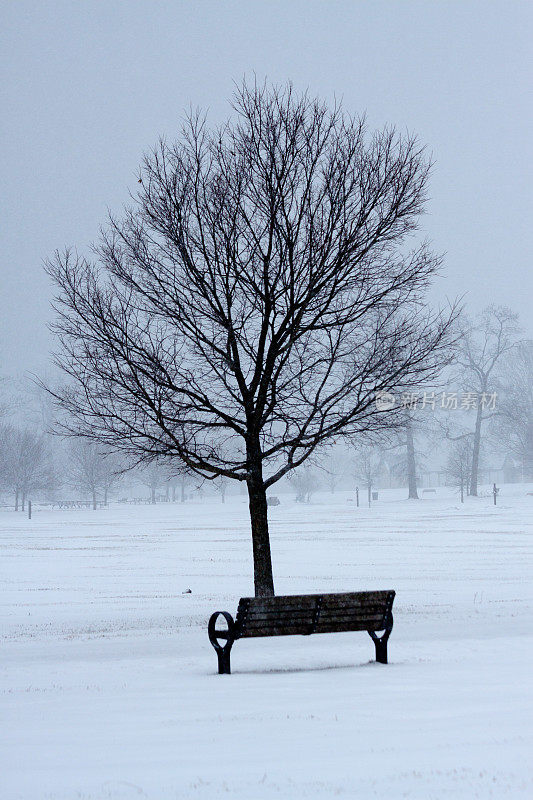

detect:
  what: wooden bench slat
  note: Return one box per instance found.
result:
[239,619,313,632]
[240,609,387,626]
[319,600,390,611]
[317,608,389,621]
[239,591,392,613]
[239,606,390,625]
[237,598,318,613]
[238,610,315,622]
[315,617,389,633]
[242,600,389,614]
[320,597,391,609]
[240,612,387,632]
[314,612,387,625]
[238,616,389,638]
[239,624,317,638]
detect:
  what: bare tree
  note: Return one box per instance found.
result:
[0,425,14,501]
[492,339,533,478]
[165,464,195,502]
[214,476,228,503]
[46,81,455,596]
[289,465,320,503]
[138,462,166,504]
[445,438,472,503]
[388,410,421,499]
[404,411,421,498]
[354,445,382,506]
[69,439,124,507]
[178,471,193,503]
[69,438,108,509]
[0,426,56,509]
[390,405,442,498]
[320,446,347,494]
[99,451,124,504]
[166,474,179,502]
[456,306,519,496]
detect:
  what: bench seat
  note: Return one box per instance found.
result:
[208,590,395,674]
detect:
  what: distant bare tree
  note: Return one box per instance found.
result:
[138,462,166,504]
[404,412,419,499]
[321,447,346,494]
[445,438,472,503]
[24,377,59,432]
[456,306,520,496]
[166,474,179,502]
[164,464,195,502]
[354,445,382,506]
[0,425,13,500]
[0,426,56,509]
[387,410,421,499]
[214,476,228,504]
[389,406,440,498]
[69,438,110,509]
[99,451,124,504]
[492,340,533,477]
[178,471,193,502]
[289,466,320,503]
[46,81,455,595]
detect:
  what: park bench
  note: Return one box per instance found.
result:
[208,590,395,674]
[52,499,107,509]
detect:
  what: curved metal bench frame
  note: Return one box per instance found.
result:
[368,613,393,664]
[208,611,236,675]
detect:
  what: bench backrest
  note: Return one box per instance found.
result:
[234,590,395,638]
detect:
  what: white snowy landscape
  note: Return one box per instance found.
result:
[2,5,532,799]
[2,486,532,800]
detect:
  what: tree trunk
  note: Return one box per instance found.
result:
[104,487,108,505]
[406,417,419,499]
[470,405,483,496]
[367,484,371,507]
[92,489,97,510]
[151,487,156,504]
[246,437,275,597]
[21,491,26,511]
[180,478,185,502]
[15,488,19,511]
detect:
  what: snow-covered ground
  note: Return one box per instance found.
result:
[1,486,532,799]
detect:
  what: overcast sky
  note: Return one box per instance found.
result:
[2,0,532,378]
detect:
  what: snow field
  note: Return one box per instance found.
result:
[1,486,532,799]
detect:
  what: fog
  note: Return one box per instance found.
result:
[1,0,532,377]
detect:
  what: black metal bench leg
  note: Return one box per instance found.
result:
[368,612,393,665]
[374,638,388,664]
[216,645,232,674]
[208,611,236,675]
